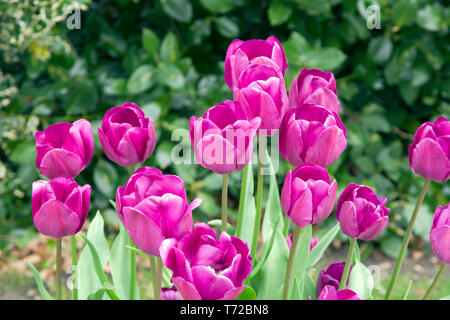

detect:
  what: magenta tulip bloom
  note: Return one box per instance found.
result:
[234,64,288,135]
[336,184,390,241]
[281,163,337,228]
[161,286,182,300]
[189,100,260,174]
[32,177,91,238]
[116,167,201,257]
[430,203,450,264]
[160,223,252,300]
[316,285,362,300]
[316,262,350,296]
[286,235,318,251]
[279,104,347,168]
[224,36,288,89]
[98,102,156,167]
[408,117,450,183]
[35,119,93,179]
[289,68,340,114]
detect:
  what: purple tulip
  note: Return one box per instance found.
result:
[32,177,91,238]
[430,203,450,264]
[234,64,288,135]
[161,286,182,300]
[286,235,318,251]
[98,102,156,167]
[316,285,362,300]
[279,104,347,168]
[224,36,288,89]
[336,184,390,241]
[281,163,337,228]
[408,117,450,183]
[316,262,351,296]
[160,223,252,300]
[189,100,261,174]
[35,119,93,179]
[116,167,201,257]
[289,68,340,114]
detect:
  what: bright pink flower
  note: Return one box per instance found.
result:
[316,285,362,300]
[32,177,91,238]
[189,100,260,174]
[35,119,93,179]
[279,104,347,168]
[160,223,252,300]
[408,117,450,183]
[98,102,156,167]
[336,184,390,241]
[286,235,318,251]
[281,163,337,228]
[289,68,340,113]
[430,203,450,264]
[224,36,287,89]
[161,286,182,300]
[116,167,201,257]
[316,262,350,296]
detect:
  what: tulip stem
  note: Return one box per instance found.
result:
[236,164,249,238]
[423,264,447,300]
[222,173,229,232]
[251,140,265,257]
[156,257,163,300]
[129,237,136,300]
[56,237,62,300]
[282,225,301,300]
[70,235,78,300]
[339,237,357,290]
[149,257,158,299]
[129,165,135,175]
[384,179,430,300]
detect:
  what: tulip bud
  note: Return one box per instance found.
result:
[35,119,94,179]
[281,163,337,228]
[316,262,350,296]
[430,203,450,264]
[336,184,390,241]
[98,102,156,167]
[408,117,450,183]
[279,104,347,168]
[32,177,91,238]
[316,285,362,300]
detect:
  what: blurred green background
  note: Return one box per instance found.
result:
[0,0,449,261]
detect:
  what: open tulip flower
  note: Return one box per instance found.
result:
[430,203,450,264]
[98,102,156,167]
[35,119,94,179]
[160,223,252,300]
[116,167,201,257]
[316,285,362,300]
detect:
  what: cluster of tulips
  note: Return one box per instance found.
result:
[30,36,449,300]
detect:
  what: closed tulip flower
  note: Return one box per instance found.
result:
[408,117,450,183]
[98,102,156,167]
[289,68,340,114]
[189,100,261,174]
[430,203,450,264]
[281,163,337,228]
[336,184,390,241]
[116,167,201,257]
[160,223,252,300]
[224,36,288,89]
[316,262,350,295]
[35,119,94,179]
[32,177,91,238]
[316,285,362,300]
[279,104,347,168]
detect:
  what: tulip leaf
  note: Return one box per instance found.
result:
[347,259,374,300]
[25,260,54,300]
[303,274,317,300]
[307,223,340,268]
[207,219,235,234]
[236,163,256,245]
[290,277,301,300]
[288,224,312,299]
[401,280,413,300]
[126,245,148,257]
[236,286,256,300]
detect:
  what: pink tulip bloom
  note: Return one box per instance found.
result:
[116,167,201,257]
[32,177,91,238]
[189,100,261,174]
[289,68,340,114]
[35,119,93,179]
[281,163,337,228]
[234,64,288,135]
[224,36,288,89]
[161,286,182,300]
[408,117,450,183]
[279,104,347,168]
[336,184,390,241]
[316,262,350,296]
[286,235,319,251]
[160,223,252,300]
[430,203,450,264]
[98,102,156,167]
[316,285,362,300]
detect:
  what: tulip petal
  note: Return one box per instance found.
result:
[411,138,450,182]
[39,149,83,179]
[430,225,450,264]
[338,201,359,238]
[191,266,236,300]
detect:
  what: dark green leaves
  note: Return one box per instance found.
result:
[161,0,193,23]
[127,65,155,95]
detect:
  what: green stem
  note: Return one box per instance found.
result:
[384,179,430,299]
[129,165,135,175]
[70,235,78,300]
[251,141,265,257]
[56,237,62,300]
[339,237,357,290]
[282,217,291,237]
[236,164,249,238]
[150,257,158,299]
[423,264,447,300]
[282,225,301,300]
[221,173,229,233]
[155,257,163,300]
[129,237,136,300]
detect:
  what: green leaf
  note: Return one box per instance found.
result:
[236,163,256,245]
[160,0,193,23]
[367,36,392,65]
[10,141,35,164]
[416,4,442,32]
[268,0,292,26]
[207,219,235,234]
[289,224,312,299]
[347,259,374,299]
[160,32,180,63]
[307,223,340,268]
[127,65,155,95]
[291,0,330,15]
[142,28,160,59]
[392,0,418,29]
[25,261,54,300]
[64,78,98,115]
[156,141,173,169]
[302,274,317,300]
[381,235,403,259]
[236,286,256,300]
[215,17,239,38]
[199,0,234,14]
[156,63,185,89]
[401,280,413,300]
[188,19,212,45]
[93,160,119,198]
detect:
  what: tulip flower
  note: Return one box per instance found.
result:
[35,119,94,179]
[160,223,252,300]
[161,287,182,300]
[286,235,318,251]
[32,177,91,238]
[116,167,201,257]
[430,203,450,264]
[316,262,350,295]
[281,163,337,228]
[279,104,347,168]
[408,117,450,183]
[316,285,362,300]
[289,68,340,113]
[224,36,288,89]
[98,102,156,167]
